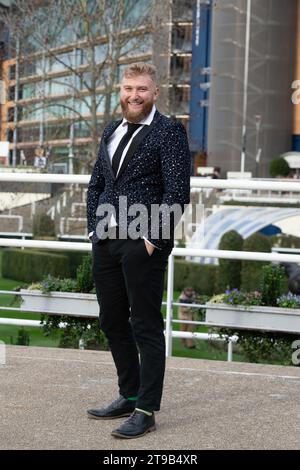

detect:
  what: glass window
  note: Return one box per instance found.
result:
[46,123,70,140]
[95,43,108,63]
[50,52,74,73]
[9,64,16,80]
[46,99,73,119]
[47,77,73,96]
[74,120,91,138]
[120,33,151,57]
[18,125,40,142]
[8,86,15,101]
[123,0,151,28]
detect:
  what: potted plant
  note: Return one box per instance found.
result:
[20,255,98,317]
[205,265,300,334]
[19,255,107,350]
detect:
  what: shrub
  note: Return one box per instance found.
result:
[33,213,56,239]
[241,233,271,291]
[165,260,218,296]
[269,157,290,177]
[76,254,94,293]
[41,315,108,350]
[260,264,285,307]
[218,230,243,291]
[2,249,70,282]
[16,328,30,346]
[64,251,87,278]
[217,327,298,365]
[40,275,78,293]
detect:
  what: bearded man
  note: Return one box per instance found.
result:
[86,62,191,439]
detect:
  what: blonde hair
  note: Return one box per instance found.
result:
[122,62,158,84]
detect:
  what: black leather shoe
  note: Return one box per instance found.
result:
[111,410,156,439]
[87,396,136,420]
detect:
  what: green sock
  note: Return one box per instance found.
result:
[127,396,138,401]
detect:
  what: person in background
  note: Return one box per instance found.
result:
[178,287,198,349]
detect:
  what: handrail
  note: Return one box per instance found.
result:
[1,172,300,192]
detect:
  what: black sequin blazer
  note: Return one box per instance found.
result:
[86,110,191,249]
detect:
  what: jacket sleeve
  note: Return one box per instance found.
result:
[86,143,105,234]
[147,121,191,249]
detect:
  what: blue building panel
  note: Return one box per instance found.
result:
[292,134,300,152]
[189,0,212,153]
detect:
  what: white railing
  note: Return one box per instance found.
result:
[0,214,23,232]
[1,173,300,360]
[2,172,300,192]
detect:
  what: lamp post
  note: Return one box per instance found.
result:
[240,0,251,175]
[255,114,262,177]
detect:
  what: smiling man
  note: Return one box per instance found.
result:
[86,63,191,439]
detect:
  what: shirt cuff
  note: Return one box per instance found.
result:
[143,236,159,249]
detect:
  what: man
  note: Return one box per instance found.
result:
[86,63,191,439]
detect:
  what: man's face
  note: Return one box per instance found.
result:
[120,74,159,123]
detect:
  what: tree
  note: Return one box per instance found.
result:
[269,157,290,178]
[0,0,158,170]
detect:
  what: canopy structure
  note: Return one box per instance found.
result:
[188,207,300,264]
[282,152,300,171]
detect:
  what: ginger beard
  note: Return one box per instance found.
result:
[120,74,159,123]
[120,96,154,123]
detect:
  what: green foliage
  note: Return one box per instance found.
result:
[41,315,108,350]
[241,233,272,291]
[164,260,218,296]
[269,157,290,177]
[2,249,70,282]
[221,289,262,306]
[277,294,300,308]
[260,264,285,307]
[211,264,292,364]
[64,251,87,278]
[33,213,56,239]
[218,230,243,291]
[217,328,298,365]
[76,254,94,293]
[15,328,30,346]
[38,255,99,349]
[37,255,94,294]
[270,234,300,249]
[40,275,78,293]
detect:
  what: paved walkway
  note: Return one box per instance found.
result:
[1,345,300,450]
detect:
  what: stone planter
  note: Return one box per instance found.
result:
[205,303,300,333]
[20,289,98,318]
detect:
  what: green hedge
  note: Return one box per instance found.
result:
[218,230,244,291]
[241,233,272,291]
[2,249,70,282]
[165,259,219,296]
[64,251,87,278]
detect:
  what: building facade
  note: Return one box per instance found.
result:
[0,0,193,172]
[207,0,298,178]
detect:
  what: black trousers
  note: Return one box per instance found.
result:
[92,237,172,412]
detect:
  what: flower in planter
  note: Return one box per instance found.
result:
[277,293,300,308]
[208,293,226,304]
[221,289,263,307]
